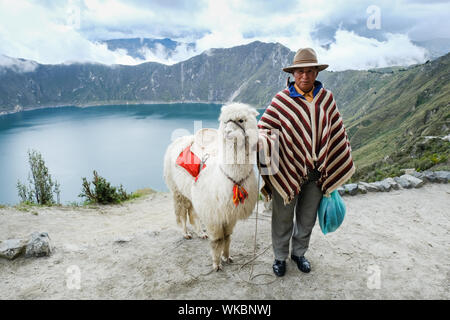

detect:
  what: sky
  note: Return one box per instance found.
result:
[0,0,449,71]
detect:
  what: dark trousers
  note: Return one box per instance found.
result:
[271,170,323,260]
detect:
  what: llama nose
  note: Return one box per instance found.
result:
[225,128,233,136]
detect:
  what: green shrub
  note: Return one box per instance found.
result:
[17,149,60,205]
[79,170,130,204]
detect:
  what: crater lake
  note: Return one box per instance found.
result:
[0,103,231,205]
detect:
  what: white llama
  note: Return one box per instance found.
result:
[163,103,259,271]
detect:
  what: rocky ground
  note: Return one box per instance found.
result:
[0,183,449,300]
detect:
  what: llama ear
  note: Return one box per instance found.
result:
[250,108,259,117]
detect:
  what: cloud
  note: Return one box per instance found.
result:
[0,0,147,66]
[309,0,450,43]
[0,0,447,70]
[182,0,439,69]
[137,43,198,65]
[318,30,429,71]
[0,55,38,72]
[77,0,207,40]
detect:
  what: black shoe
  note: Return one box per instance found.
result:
[291,255,311,273]
[272,259,286,277]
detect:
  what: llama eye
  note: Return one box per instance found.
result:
[238,119,244,123]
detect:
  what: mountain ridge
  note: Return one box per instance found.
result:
[2,40,447,116]
[1,41,448,180]
[0,41,294,114]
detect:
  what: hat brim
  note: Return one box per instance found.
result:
[283,63,329,73]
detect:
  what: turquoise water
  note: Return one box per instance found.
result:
[0,104,224,205]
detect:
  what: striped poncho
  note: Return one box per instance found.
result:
[258,81,355,204]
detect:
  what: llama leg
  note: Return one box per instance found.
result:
[173,192,192,239]
[210,238,224,271]
[187,207,208,239]
[222,223,236,263]
[208,225,225,271]
[222,234,233,263]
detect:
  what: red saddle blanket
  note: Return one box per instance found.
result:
[176,145,206,181]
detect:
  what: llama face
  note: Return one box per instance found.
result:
[223,120,246,142]
[218,103,259,164]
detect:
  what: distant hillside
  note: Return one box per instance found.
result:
[0,41,293,112]
[0,41,448,181]
[326,54,450,182]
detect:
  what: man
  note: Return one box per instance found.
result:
[257,48,355,277]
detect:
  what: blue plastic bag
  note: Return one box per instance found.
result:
[317,190,346,235]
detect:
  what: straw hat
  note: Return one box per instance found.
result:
[283,48,328,73]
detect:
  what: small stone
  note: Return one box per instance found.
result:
[359,181,379,192]
[409,171,424,179]
[344,183,358,195]
[25,232,52,258]
[368,182,381,192]
[394,176,412,189]
[0,239,27,260]
[434,171,450,183]
[400,174,424,188]
[357,184,367,194]
[114,237,133,244]
[421,171,437,183]
[383,177,400,190]
[371,181,391,192]
[380,179,393,191]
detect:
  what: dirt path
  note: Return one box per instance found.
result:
[0,184,449,299]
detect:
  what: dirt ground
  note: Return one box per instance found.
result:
[0,183,449,299]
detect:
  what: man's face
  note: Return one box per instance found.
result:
[293,67,318,92]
